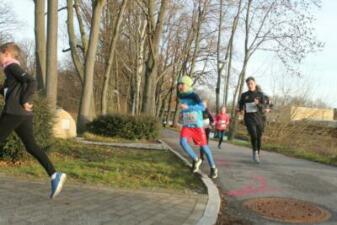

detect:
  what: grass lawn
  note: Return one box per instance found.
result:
[0,140,205,193]
[167,128,337,166]
[229,139,337,166]
[82,132,158,144]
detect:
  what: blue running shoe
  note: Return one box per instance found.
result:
[50,172,67,199]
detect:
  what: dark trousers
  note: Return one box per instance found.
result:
[246,121,263,152]
[0,114,56,176]
[218,130,226,147]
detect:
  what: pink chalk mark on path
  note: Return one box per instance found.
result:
[227,175,279,197]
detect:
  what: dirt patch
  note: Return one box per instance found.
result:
[243,197,331,224]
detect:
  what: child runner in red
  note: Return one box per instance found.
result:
[177,76,217,179]
[215,106,230,149]
[0,42,66,198]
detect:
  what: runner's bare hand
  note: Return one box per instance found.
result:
[179,104,189,110]
[264,108,271,113]
[23,103,33,112]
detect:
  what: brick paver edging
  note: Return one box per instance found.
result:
[159,140,221,225]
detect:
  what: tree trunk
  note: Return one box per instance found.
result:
[171,95,180,127]
[142,60,157,115]
[223,0,242,107]
[228,67,246,140]
[141,0,168,116]
[223,43,232,107]
[66,0,84,83]
[132,21,146,115]
[115,58,120,112]
[77,0,105,132]
[74,0,88,54]
[101,0,128,115]
[34,0,46,90]
[46,0,58,112]
[164,74,175,125]
[67,0,96,119]
[228,0,252,141]
[215,0,224,113]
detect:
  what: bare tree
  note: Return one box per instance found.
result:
[66,0,84,84]
[228,0,322,140]
[101,0,128,115]
[141,0,168,115]
[0,2,16,41]
[57,0,322,128]
[223,0,242,107]
[215,0,224,113]
[170,0,214,126]
[77,0,106,131]
[133,19,147,115]
[67,0,99,119]
[46,0,58,112]
[34,0,46,90]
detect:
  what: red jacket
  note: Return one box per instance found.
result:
[215,113,230,131]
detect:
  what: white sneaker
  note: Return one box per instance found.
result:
[253,151,260,164]
[50,172,67,199]
[210,168,218,179]
[192,158,202,173]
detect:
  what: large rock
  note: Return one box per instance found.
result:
[53,109,77,139]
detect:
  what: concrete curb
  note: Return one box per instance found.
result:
[76,137,166,150]
[159,140,221,225]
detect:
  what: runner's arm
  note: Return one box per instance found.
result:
[207,109,214,124]
[7,63,37,104]
[238,93,245,112]
[0,85,3,96]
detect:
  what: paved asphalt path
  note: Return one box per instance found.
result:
[162,129,337,225]
[0,168,207,225]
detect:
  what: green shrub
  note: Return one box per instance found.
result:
[87,114,161,140]
[0,94,54,161]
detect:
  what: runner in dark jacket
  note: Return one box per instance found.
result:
[0,42,66,198]
[199,103,214,161]
[237,77,269,163]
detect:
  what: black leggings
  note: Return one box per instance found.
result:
[246,121,263,152]
[218,130,226,146]
[0,114,56,176]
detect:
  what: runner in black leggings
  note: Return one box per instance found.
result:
[199,101,214,161]
[0,42,66,198]
[237,77,269,163]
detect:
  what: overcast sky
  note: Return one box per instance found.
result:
[5,0,337,108]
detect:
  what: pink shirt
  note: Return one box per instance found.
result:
[215,113,230,131]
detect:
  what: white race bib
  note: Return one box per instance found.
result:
[182,111,199,126]
[203,118,210,128]
[245,102,258,113]
[219,120,227,129]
